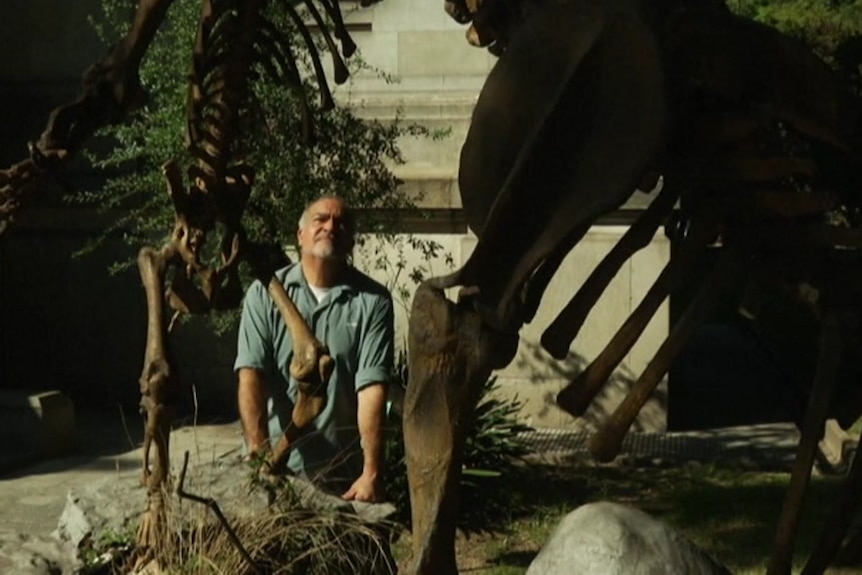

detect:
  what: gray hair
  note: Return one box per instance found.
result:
[297,194,354,232]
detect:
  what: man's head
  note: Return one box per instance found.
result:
[297,196,355,262]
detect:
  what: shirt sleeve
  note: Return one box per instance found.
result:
[234,279,273,372]
[354,293,394,391]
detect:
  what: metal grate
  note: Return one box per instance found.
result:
[518,426,801,469]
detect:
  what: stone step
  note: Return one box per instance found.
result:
[341,90,479,122]
[0,390,75,473]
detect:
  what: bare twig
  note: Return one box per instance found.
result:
[176,451,263,574]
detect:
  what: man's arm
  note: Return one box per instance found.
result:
[342,382,387,502]
[235,278,276,457]
[237,367,271,456]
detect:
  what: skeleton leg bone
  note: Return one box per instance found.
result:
[802,423,862,574]
[767,304,857,575]
[589,249,742,462]
[136,245,180,548]
[267,381,328,473]
[403,282,518,575]
[263,276,334,471]
[556,215,716,417]
[542,183,679,359]
[267,277,332,382]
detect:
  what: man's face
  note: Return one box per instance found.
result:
[297,197,354,261]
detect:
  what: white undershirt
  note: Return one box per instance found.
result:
[309,284,331,304]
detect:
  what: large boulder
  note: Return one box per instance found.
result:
[55,455,396,549]
[527,501,731,575]
[5,456,396,574]
[0,532,80,575]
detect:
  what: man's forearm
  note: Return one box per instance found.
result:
[356,383,387,478]
[237,368,270,453]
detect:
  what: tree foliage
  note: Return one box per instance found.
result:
[728,0,862,87]
[68,0,449,337]
[75,0,436,275]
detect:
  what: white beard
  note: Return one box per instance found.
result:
[308,239,335,259]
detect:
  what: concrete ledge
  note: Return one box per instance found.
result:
[0,390,76,472]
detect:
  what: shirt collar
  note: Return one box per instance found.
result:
[284,261,357,296]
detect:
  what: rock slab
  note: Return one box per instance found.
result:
[3,456,396,574]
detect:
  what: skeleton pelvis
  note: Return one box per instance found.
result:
[406,284,518,414]
[457,0,666,331]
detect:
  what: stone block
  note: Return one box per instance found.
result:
[367,0,410,33]
[0,390,76,469]
[349,31,399,78]
[371,0,458,32]
[54,458,396,551]
[0,532,80,575]
[405,0,461,31]
[393,167,460,209]
[398,31,494,77]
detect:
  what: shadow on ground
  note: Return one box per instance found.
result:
[465,461,861,574]
[0,406,235,479]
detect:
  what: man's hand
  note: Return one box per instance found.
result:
[243,440,271,461]
[342,471,380,502]
[242,443,275,477]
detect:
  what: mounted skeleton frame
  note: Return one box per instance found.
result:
[1,0,356,556]
[403,1,862,574]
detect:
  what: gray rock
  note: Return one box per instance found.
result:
[526,502,731,575]
[54,455,396,549]
[0,455,399,574]
[0,532,81,575]
[54,473,144,549]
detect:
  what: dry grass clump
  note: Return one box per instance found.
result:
[153,507,397,574]
[99,463,397,575]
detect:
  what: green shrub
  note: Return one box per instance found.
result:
[76,0,446,335]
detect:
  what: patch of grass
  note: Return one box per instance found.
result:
[615,465,844,573]
[158,507,395,575]
[401,461,859,575]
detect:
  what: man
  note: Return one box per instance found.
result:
[235,195,393,502]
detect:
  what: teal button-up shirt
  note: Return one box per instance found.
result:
[235,263,394,486]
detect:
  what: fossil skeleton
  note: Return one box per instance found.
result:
[0,0,355,553]
[402,1,862,574]
[2,0,862,573]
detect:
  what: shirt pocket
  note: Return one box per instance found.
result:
[323,306,360,371]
